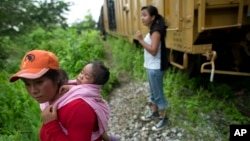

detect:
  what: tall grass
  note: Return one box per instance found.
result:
[0,71,40,141]
[106,37,146,81]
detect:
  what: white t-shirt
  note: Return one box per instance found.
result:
[143,33,161,69]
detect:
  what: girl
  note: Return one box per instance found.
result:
[136,5,169,131]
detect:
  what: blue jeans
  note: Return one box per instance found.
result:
[146,69,167,110]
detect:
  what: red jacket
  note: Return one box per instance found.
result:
[40,99,102,141]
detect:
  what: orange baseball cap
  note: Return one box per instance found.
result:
[9,50,59,82]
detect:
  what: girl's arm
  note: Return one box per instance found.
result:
[136,31,161,56]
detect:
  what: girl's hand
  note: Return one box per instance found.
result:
[136,30,143,41]
[41,104,58,124]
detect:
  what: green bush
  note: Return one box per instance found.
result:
[106,37,145,81]
[0,71,40,141]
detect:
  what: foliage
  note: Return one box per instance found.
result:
[0,0,71,36]
[0,71,40,141]
[4,27,103,75]
[162,69,250,140]
[106,36,146,81]
[0,0,72,72]
[71,11,97,32]
[0,37,14,69]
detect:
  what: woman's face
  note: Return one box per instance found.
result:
[22,76,58,103]
[76,64,94,85]
[141,9,155,27]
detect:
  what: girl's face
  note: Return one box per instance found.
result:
[22,77,58,103]
[76,64,94,85]
[141,9,155,27]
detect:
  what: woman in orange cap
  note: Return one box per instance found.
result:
[10,50,107,141]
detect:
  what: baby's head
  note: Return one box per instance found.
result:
[76,61,110,85]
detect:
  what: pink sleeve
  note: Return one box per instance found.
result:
[67,80,77,85]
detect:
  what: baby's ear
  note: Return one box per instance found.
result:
[59,85,68,95]
[59,85,73,95]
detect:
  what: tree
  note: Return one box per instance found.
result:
[0,0,71,36]
[0,0,71,70]
[71,11,97,33]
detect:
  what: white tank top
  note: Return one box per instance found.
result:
[143,33,161,69]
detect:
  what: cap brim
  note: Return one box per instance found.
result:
[9,68,49,82]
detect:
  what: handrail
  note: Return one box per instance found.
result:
[169,49,188,70]
[200,51,250,82]
[200,51,216,82]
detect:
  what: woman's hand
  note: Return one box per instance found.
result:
[41,104,58,124]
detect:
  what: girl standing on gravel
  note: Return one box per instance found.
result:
[136,5,169,131]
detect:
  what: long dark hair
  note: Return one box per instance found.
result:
[141,5,167,37]
[141,5,169,70]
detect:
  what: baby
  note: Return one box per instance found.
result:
[60,61,117,141]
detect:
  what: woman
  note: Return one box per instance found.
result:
[9,50,106,141]
[136,5,169,131]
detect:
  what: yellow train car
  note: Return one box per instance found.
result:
[100,0,250,81]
